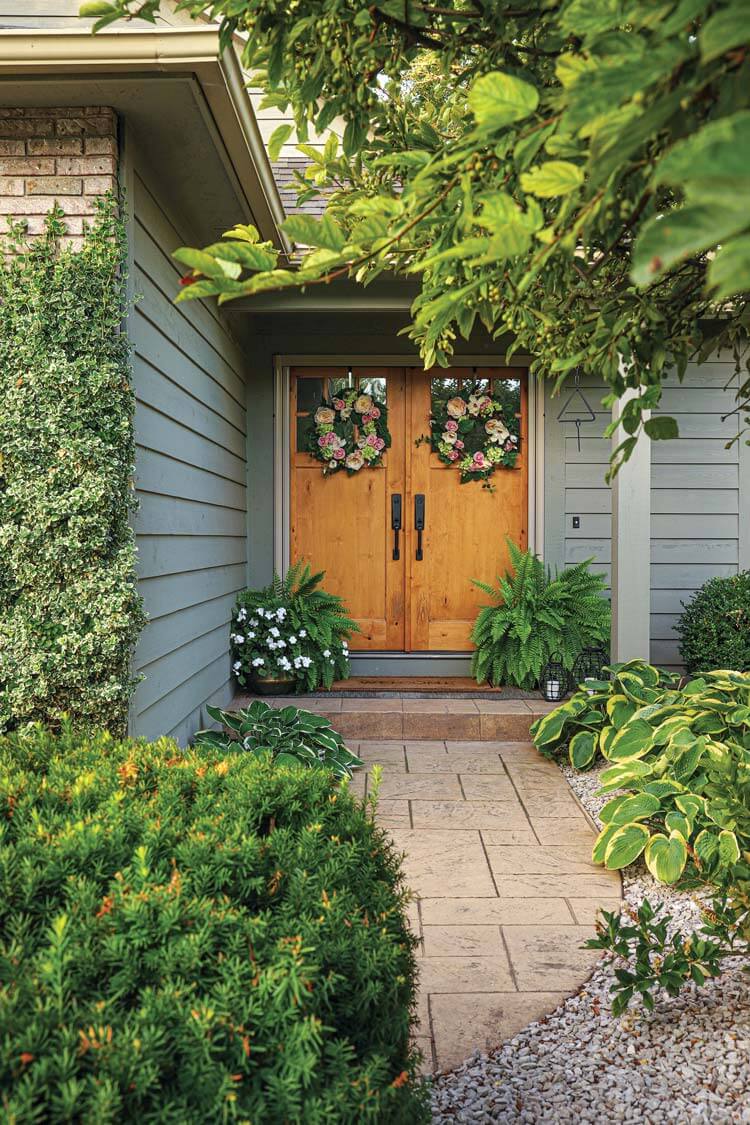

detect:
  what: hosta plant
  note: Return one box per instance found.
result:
[532,662,750,1011]
[471,541,610,689]
[231,561,358,692]
[194,700,363,779]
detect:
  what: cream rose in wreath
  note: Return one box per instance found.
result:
[308,385,391,476]
[429,386,520,487]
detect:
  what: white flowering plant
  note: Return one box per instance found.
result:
[230,562,358,692]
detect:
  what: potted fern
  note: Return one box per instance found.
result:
[471,540,610,690]
[230,562,359,694]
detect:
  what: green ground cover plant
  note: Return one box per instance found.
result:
[471,541,610,689]
[0,202,144,735]
[677,571,750,674]
[0,724,426,1123]
[231,562,357,692]
[531,661,750,1013]
[194,699,364,779]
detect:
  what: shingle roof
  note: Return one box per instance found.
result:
[271,157,332,217]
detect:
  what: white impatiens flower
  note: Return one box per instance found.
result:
[269,626,280,637]
[302,656,312,668]
[276,639,286,648]
[245,630,256,640]
[323,649,331,658]
[232,660,242,672]
[236,608,247,622]
[231,634,245,645]
[299,629,307,638]
[289,635,297,644]
[252,657,265,668]
[276,607,287,621]
[278,656,292,671]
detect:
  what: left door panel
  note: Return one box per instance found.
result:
[290,367,407,651]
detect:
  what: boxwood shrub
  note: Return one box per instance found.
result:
[0,726,427,1123]
[677,571,750,673]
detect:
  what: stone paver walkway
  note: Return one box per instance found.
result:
[348,740,622,1073]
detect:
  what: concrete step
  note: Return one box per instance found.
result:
[232,694,558,741]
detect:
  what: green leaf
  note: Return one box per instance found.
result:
[606,694,636,729]
[80,0,116,12]
[653,111,750,193]
[268,124,294,162]
[708,235,750,301]
[700,3,748,62]
[644,416,679,441]
[468,71,539,131]
[520,161,584,198]
[283,213,346,251]
[644,831,688,884]
[694,829,720,868]
[343,117,367,157]
[718,829,740,866]
[569,730,597,769]
[632,202,749,286]
[604,822,650,869]
[607,719,654,761]
[608,792,661,825]
[592,822,620,864]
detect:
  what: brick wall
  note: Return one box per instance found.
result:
[0,107,117,249]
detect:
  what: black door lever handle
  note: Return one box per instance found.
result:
[391,493,402,560]
[414,494,425,561]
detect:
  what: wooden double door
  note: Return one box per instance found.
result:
[290,366,528,652]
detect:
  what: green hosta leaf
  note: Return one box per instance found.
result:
[608,792,661,825]
[274,752,302,769]
[718,829,741,866]
[592,822,620,865]
[694,829,720,868]
[644,780,685,799]
[599,724,617,759]
[645,831,688,884]
[569,730,598,769]
[598,758,653,792]
[651,716,692,746]
[520,160,584,198]
[599,795,628,824]
[675,794,704,821]
[531,702,578,748]
[607,695,637,729]
[468,71,539,131]
[604,822,650,869]
[608,719,654,761]
[665,811,691,839]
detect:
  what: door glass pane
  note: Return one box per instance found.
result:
[460,377,489,395]
[328,372,355,398]
[491,378,522,419]
[296,414,314,453]
[296,376,323,413]
[358,375,387,403]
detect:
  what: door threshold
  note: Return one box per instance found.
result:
[319,676,537,698]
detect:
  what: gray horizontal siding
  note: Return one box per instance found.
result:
[130,168,248,744]
[0,0,193,27]
[649,362,742,669]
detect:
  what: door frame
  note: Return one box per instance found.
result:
[273,354,544,657]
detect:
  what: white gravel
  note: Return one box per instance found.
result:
[430,759,750,1123]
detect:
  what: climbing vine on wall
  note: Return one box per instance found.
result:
[0,199,145,734]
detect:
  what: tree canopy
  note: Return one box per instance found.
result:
[82,0,750,467]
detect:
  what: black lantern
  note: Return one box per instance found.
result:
[572,646,609,693]
[539,656,568,702]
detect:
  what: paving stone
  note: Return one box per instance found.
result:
[420,897,574,927]
[374,798,411,828]
[493,871,621,897]
[519,793,584,818]
[340,697,403,711]
[567,897,623,925]
[403,711,482,740]
[404,700,479,713]
[377,772,463,801]
[502,925,602,991]
[430,991,568,1072]
[419,954,515,995]
[485,844,603,877]
[526,816,596,846]
[460,774,521,801]
[479,712,533,740]
[389,829,496,898]
[411,1035,435,1077]
[405,748,507,773]
[411,800,529,831]
[331,711,403,739]
[422,925,505,958]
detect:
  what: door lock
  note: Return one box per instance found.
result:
[391,493,402,560]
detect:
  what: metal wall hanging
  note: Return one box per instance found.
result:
[556,373,596,453]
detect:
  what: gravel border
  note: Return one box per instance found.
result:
[430,758,750,1124]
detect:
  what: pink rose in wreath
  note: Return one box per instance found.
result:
[445,419,459,433]
[374,437,385,450]
[448,449,460,461]
[370,406,381,419]
[455,439,465,450]
[332,398,345,411]
[365,433,380,448]
[318,432,337,447]
[471,451,488,470]
[333,447,345,460]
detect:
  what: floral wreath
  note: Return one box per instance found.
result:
[308,388,391,475]
[430,389,520,484]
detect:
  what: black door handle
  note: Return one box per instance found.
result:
[391,493,402,560]
[414,494,425,561]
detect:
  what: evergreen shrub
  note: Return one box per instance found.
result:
[0,202,144,734]
[0,725,427,1123]
[677,571,750,674]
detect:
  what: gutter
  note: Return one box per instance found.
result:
[0,28,291,254]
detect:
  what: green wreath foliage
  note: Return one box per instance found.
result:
[307,387,391,475]
[429,382,520,485]
[0,201,144,734]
